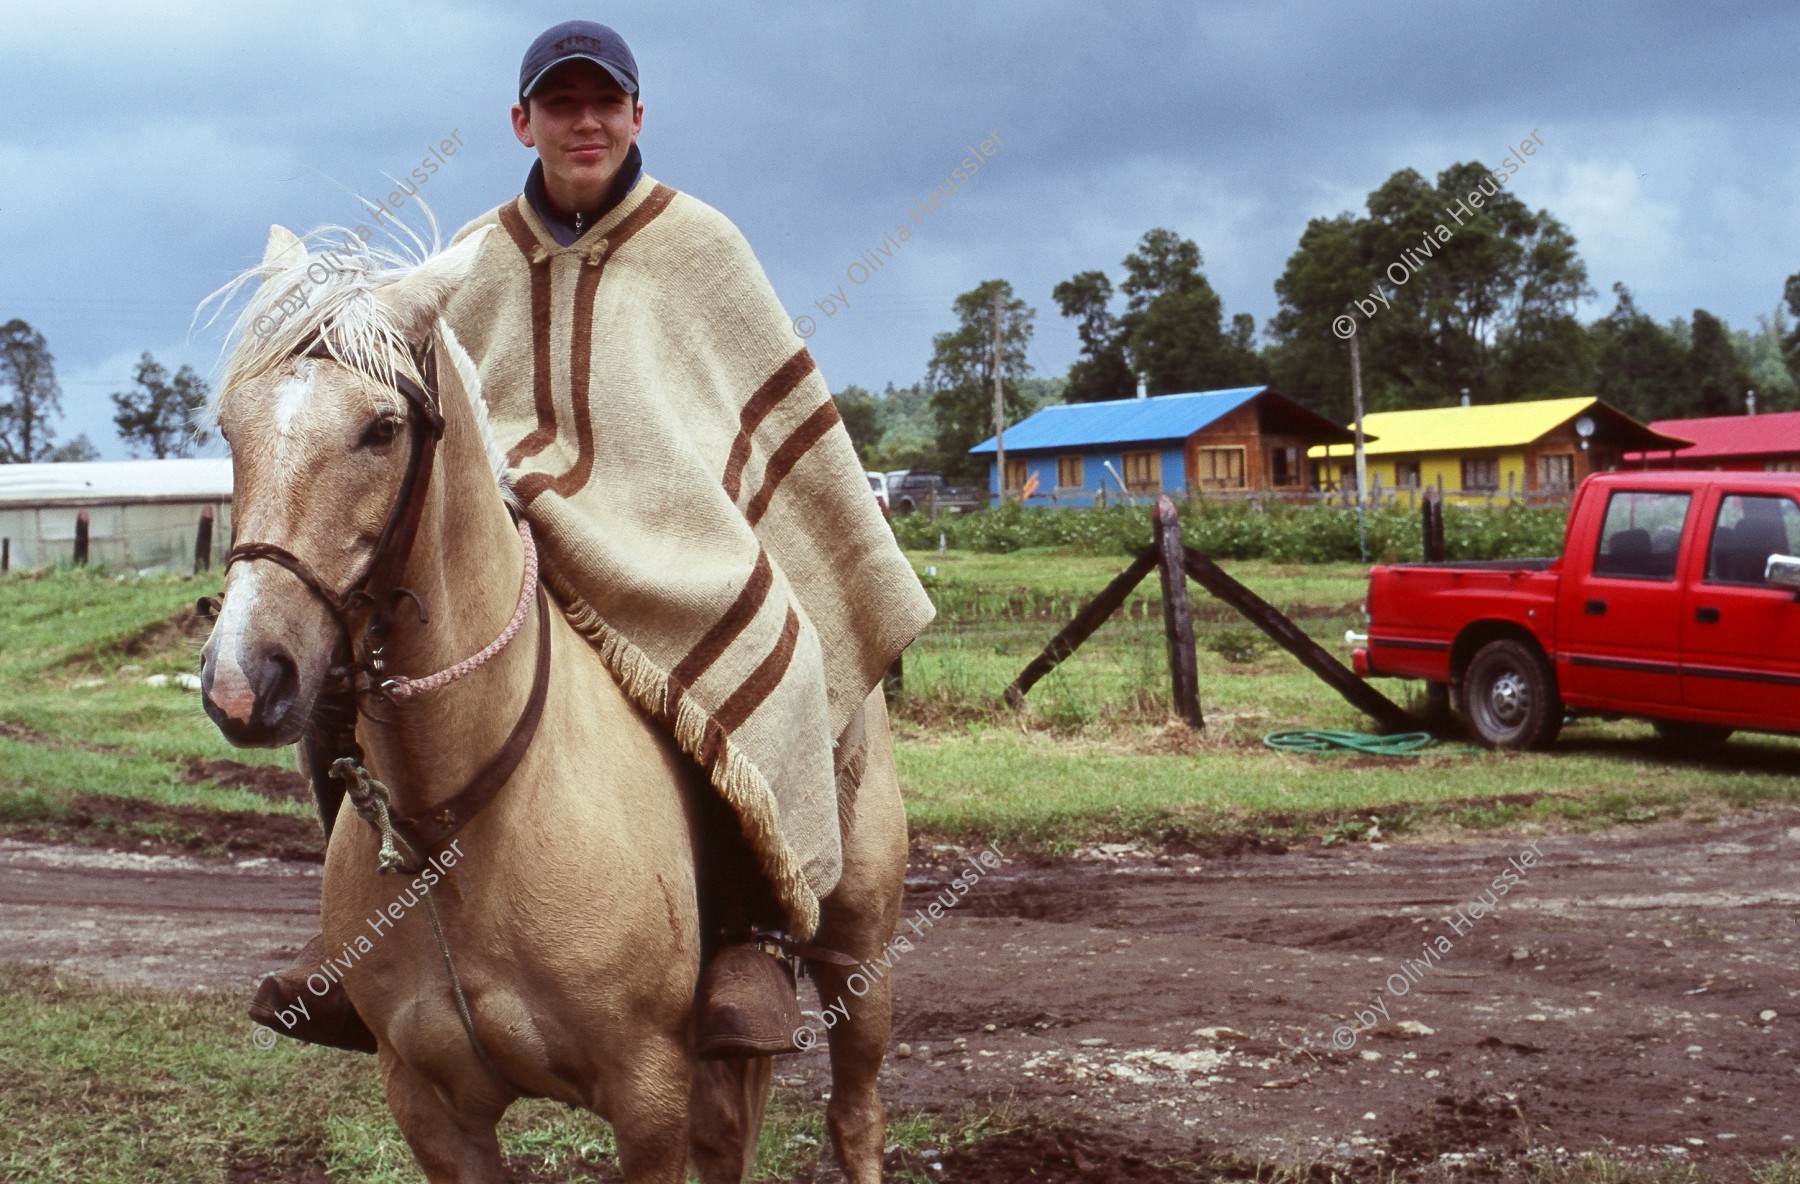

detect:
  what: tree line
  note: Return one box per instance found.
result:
[837,159,1800,483]
[0,319,211,462]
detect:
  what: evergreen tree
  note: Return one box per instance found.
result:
[926,280,1034,483]
[1586,285,1689,421]
[1783,272,1800,391]
[830,384,882,464]
[0,319,63,463]
[865,382,937,471]
[1685,309,1754,418]
[1051,270,1135,402]
[111,352,211,458]
[1117,229,1264,394]
[1731,307,1798,410]
[48,434,100,462]
[1266,162,1590,416]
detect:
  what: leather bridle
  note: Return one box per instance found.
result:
[224,334,445,697]
[217,331,551,870]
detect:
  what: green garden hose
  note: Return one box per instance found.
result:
[1261,729,1463,757]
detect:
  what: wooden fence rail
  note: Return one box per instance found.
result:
[1003,494,1417,733]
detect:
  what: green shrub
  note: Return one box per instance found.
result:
[1203,627,1268,664]
[891,498,1569,563]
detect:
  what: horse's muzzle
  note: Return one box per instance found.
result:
[201,642,306,747]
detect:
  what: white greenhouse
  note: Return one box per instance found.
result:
[0,459,233,573]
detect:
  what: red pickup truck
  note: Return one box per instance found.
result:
[1353,471,1800,749]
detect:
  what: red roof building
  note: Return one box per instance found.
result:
[1625,411,1800,472]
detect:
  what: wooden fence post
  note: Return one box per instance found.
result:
[883,654,904,705]
[1421,493,1446,562]
[194,506,214,574]
[73,511,89,566]
[2,538,8,573]
[1153,495,1203,730]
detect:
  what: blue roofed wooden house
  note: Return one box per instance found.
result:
[969,386,1359,505]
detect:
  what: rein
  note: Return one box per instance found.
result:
[383,518,539,702]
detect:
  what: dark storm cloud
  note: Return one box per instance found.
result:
[1,0,1795,456]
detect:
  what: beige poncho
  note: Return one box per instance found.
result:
[443,175,932,936]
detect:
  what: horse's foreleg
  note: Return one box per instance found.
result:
[608,1039,693,1184]
[378,1050,509,1184]
[688,1055,774,1183]
[811,956,893,1184]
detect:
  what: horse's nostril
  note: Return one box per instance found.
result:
[257,651,300,728]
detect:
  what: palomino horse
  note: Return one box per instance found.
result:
[199,225,907,1183]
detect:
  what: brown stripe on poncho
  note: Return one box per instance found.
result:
[443,176,934,937]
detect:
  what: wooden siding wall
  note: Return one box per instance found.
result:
[1183,403,1317,492]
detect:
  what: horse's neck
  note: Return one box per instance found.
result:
[357,352,535,812]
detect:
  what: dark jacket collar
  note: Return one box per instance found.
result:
[523,142,643,246]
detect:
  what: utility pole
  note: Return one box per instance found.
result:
[1349,330,1368,562]
[991,288,1005,505]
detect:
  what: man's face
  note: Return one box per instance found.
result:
[510,60,642,207]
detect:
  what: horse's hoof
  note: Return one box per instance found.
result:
[694,942,803,1059]
[248,933,378,1054]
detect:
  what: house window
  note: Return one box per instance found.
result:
[1003,458,1028,491]
[1537,453,1575,489]
[1461,457,1500,491]
[1194,446,1244,491]
[1269,446,1303,488]
[1123,450,1161,492]
[1056,454,1084,489]
[1394,461,1421,488]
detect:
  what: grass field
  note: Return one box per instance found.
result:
[4,550,1800,858]
[891,546,1800,849]
[0,962,984,1183]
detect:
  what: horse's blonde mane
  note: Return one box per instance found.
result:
[200,213,513,497]
[439,320,517,502]
[201,223,435,405]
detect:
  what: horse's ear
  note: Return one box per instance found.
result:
[260,225,306,280]
[375,225,495,339]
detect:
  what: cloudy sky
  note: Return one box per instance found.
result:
[3,0,1796,458]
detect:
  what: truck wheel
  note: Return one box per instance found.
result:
[896,497,916,514]
[1652,720,1733,749]
[1462,639,1563,750]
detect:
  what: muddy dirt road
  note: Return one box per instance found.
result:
[5,812,1798,1179]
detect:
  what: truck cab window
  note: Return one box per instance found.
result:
[1593,490,1690,580]
[1705,495,1800,585]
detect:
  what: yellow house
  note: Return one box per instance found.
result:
[1308,396,1691,502]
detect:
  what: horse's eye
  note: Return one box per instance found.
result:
[362,414,403,448]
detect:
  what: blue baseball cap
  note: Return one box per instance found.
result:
[519,21,638,99]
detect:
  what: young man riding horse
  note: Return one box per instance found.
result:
[249,19,932,1062]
